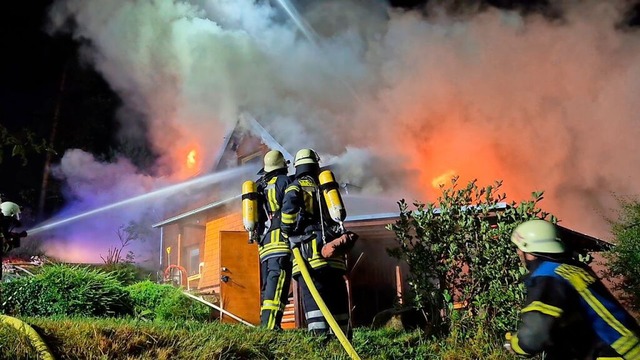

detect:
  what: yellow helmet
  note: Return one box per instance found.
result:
[511,219,564,254]
[1,201,21,221]
[263,150,287,173]
[294,148,320,167]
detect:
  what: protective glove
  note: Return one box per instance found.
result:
[321,231,359,258]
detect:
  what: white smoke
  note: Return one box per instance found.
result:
[42,0,640,262]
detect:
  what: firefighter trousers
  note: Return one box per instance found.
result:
[295,266,350,337]
[260,255,292,329]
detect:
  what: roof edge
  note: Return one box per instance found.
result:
[152,195,240,228]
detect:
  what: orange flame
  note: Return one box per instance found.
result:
[431,170,457,189]
[187,149,197,169]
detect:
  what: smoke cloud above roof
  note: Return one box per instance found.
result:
[42,0,640,261]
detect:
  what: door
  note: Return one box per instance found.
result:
[219,231,260,325]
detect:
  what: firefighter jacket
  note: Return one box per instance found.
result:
[280,174,346,275]
[510,258,640,360]
[255,170,292,262]
[0,215,24,254]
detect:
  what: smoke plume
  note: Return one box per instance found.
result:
[41,0,640,262]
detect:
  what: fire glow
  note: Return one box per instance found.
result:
[173,145,202,179]
[431,170,457,189]
[187,149,197,169]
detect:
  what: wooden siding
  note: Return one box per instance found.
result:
[200,209,246,290]
[219,231,260,325]
[345,219,409,327]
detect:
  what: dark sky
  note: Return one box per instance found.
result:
[1,0,119,217]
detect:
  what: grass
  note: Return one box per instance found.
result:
[0,317,520,360]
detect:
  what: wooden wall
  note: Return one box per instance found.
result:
[200,208,246,291]
[346,219,408,327]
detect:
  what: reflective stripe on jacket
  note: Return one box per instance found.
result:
[281,175,346,273]
[256,172,292,262]
[512,259,640,360]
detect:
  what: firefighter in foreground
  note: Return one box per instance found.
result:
[245,150,293,329]
[506,219,640,359]
[1,201,27,279]
[280,148,356,338]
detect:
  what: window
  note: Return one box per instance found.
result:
[187,247,200,275]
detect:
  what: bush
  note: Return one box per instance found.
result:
[604,195,640,311]
[387,178,555,338]
[126,281,211,322]
[0,264,132,317]
[155,291,212,322]
[97,263,152,286]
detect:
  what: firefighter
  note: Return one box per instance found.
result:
[1,201,27,279]
[1,201,26,253]
[280,148,351,338]
[505,219,640,360]
[254,150,293,330]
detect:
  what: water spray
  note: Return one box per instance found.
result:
[27,165,255,235]
[273,0,363,104]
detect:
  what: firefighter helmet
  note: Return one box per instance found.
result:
[511,219,565,254]
[294,149,320,167]
[263,150,287,173]
[0,202,21,221]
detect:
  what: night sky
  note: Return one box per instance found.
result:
[2,0,118,218]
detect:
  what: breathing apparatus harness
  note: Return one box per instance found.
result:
[288,174,360,359]
[259,174,284,237]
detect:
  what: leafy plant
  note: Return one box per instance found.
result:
[0,124,54,166]
[387,177,555,337]
[126,280,211,322]
[101,224,137,265]
[98,262,151,286]
[155,290,212,322]
[126,280,176,321]
[0,264,132,317]
[604,195,640,311]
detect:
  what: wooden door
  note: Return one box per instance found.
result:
[219,231,260,325]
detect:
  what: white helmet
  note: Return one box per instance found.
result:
[511,219,565,254]
[1,202,21,221]
[294,148,320,167]
[263,150,287,173]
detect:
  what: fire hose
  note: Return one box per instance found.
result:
[292,247,361,360]
[0,315,55,360]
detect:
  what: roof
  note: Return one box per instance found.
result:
[153,114,613,253]
[151,195,240,228]
[557,225,613,252]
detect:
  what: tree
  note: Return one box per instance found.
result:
[387,177,556,338]
[0,124,54,166]
[99,220,156,286]
[604,195,640,311]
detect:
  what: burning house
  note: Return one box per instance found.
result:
[151,115,613,329]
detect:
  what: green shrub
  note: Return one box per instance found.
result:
[0,264,132,317]
[98,262,152,286]
[604,195,640,311]
[388,178,555,338]
[126,281,211,322]
[155,289,212,322]
[126,280,177,320]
